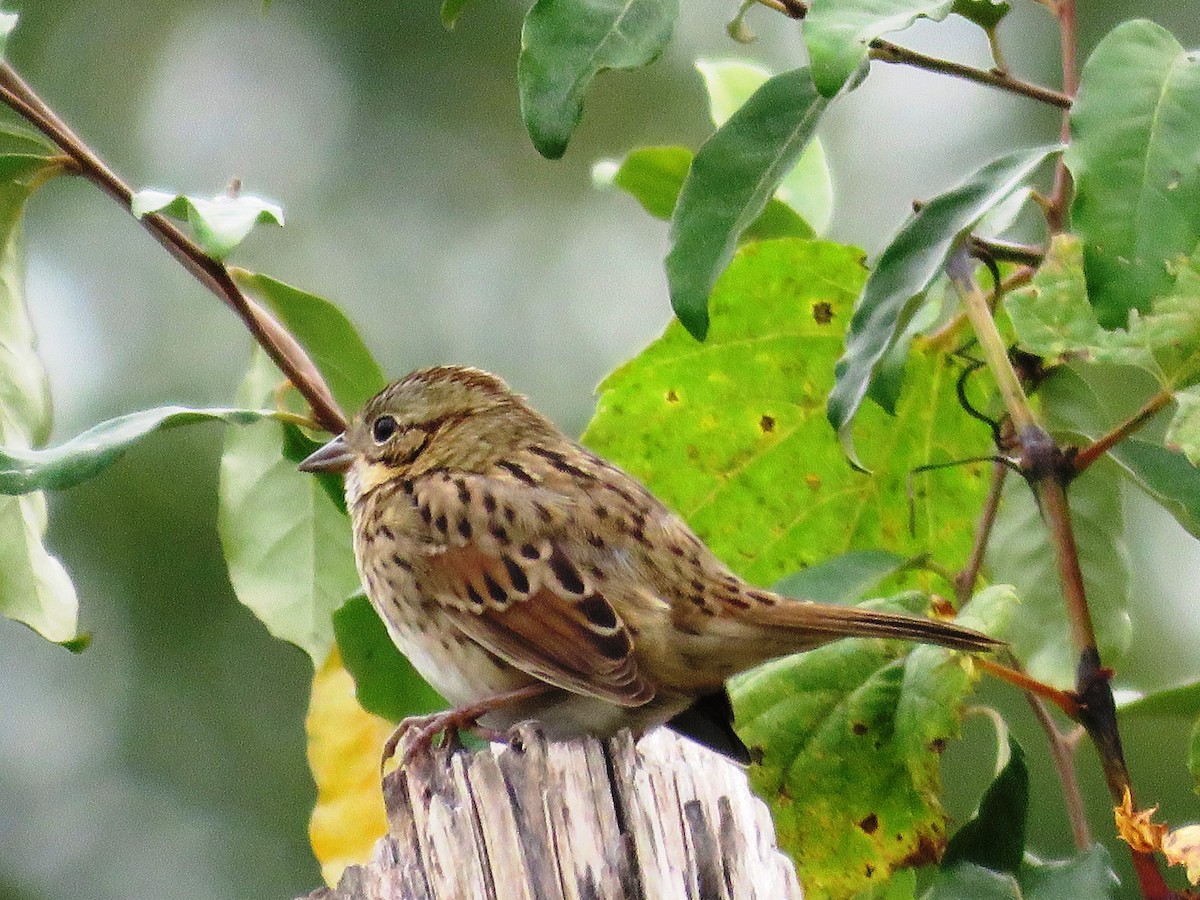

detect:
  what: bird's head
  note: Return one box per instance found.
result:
[299,366,554,499]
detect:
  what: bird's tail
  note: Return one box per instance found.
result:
[739,595,1001,653]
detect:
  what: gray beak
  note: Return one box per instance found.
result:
[299,433,353,474]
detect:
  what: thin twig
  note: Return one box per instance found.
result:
[1026,694,1091,849]
[1073,389,1173,474]
[869,39,1071,109]
[0,63,347,434]
[1045,0,1078,232]
[967,235,1045,268]
[954,459,1008,604]
[978,657,1080,718]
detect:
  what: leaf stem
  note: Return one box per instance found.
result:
[0,62,347,434]
[1072,389,1173,474]
[869,39,1071,110]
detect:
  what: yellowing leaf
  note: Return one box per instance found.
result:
[307,646,393,887]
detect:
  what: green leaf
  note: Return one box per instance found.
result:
[951,0,1009,31]
[666,67,828,340]
[333,593,444,723]
[599,145,813,240]
[1006,236,1200,389]
[732,588,1015,898]
[585,238,993,591]
[923,864,1019,900]
[1110,437,1200,538]
[1066,20,1200,328]
[804,0,954,97]
[0,124,55,156]
[0,154,78,644]
[131,188,284,260]
[603,145,691,220]
[218,348,360,664]
[941,739,1027,875]
[828,145,1058,463]
[986,370,1133,686]
[1119,679,1200,718]
[517,0,677,159]
[231,270,386,415]
[774,549,909,604]
[0,406,279,494]
[1017,846,1119,899]
[440,0,472,29]
[924,846,1118,900]
[695,58,833,233]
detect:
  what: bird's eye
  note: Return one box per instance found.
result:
[372,415,398,444]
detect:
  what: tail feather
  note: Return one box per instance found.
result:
[741,596,1001,653]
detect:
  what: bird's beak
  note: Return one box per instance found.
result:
[299,433,353,474]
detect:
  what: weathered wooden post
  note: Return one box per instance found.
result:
[300,724,802,900]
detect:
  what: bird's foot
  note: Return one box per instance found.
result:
[381,682,552,773]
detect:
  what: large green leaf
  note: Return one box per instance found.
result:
[585,238,993,591]
[804,0,954,97]
[0,407,279,494]
[666,67,827,340]
[131,189,283,261]
[827,146,1057,463]
[231,269,386,416]
[0,154,78,644]
[1066,20,1200,328]
[732,587,1016,899]
[695,58,833,233]
[517,0,677,159]
[218,348,360,664]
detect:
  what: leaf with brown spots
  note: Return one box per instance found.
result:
[584,238,991,594]
[729,586,1016,898]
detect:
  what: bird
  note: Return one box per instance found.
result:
[299,365,1000,764]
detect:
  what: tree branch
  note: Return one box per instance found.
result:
[0,62,347,434]
[869,39,1072,110]
[1072,389,1174,474]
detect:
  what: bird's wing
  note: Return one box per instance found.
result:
[407,469,655,708]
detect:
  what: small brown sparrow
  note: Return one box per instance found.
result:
[300,366,998,763]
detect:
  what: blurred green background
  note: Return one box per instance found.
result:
[2,1,1200,898]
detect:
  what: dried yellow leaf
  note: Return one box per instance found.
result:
[1113,787,1168,854]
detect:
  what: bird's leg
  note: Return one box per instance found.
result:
[382,682,553,772]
